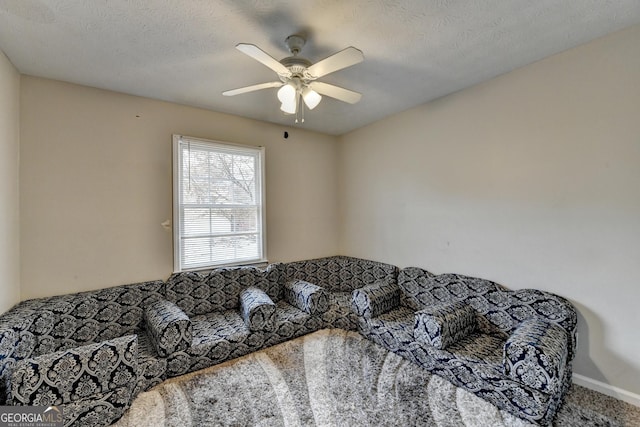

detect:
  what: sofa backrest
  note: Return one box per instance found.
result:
[0,280,164,359]
[165,263,282,317]
[284,256,398,293]
[398,267,578,358]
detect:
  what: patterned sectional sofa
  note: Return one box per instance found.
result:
[0,256,397,426]
[0,256,576,426]
[352,266,577,425]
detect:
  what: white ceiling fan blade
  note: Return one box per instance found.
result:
[222,81,283,96]
[236,43,291,76]
[309,81,362,104]
[306,47,364,79]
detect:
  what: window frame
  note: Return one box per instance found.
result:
[172,134,267,272]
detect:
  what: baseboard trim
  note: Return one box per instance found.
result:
[573,374,640,407]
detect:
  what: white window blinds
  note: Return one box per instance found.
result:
[173,135,266,271]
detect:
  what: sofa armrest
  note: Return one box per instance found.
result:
[144,300,192,357]
[414,301,477,349]
[283,280,329,315]
[8,335,138,406]
[503,318,568,394]
[239,287,276,331]
[351,279,400,319]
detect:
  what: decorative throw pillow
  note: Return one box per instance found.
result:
[239,287,277,332]
[144,299,192,357]
[414,301,477,349]
[352,280,400,319]
[283,280,329,315]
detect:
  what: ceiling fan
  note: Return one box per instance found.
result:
[223,35,364,123]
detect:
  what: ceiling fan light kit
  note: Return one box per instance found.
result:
[223,34,364,124]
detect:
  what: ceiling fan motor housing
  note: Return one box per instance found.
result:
[281,35,314,81]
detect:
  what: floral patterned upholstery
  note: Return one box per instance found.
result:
[264,301,324,347]
[134,330,167,394]
[284,256,398,293]
[283,280,329,315]
[239,287,277,331]
[354,266,577,425]
[0,280,164,405]
[357,306,418,363]
[0,256,576,427]
[164,264,282,317]
[9,335,138,426]
[414,301,478,349]
[352,279,400,319]
[320,292,358,330]
[503,318,568,395]
[144,300,192,357]
[165,310,258,377]
[284,256,399,332]
[398,268,577,359]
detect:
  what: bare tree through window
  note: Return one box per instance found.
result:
[174,136,265,270]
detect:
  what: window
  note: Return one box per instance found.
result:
[173,135,266,271]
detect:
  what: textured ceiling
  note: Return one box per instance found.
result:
[1,1,639,135]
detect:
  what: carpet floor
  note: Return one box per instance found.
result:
[114,329,640,426]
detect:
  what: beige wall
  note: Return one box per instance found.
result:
[20,77,339,299]
[339,25,640,395]
[0,51,21,313]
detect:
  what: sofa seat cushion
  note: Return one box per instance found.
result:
[424,332,505,368]
[161,310,257,377]
[190,311,252,352]
[265,301,324,347]
[321,292,358,330]
[358,306,416,356]
[166,303,323,377]
[409,338,555,423]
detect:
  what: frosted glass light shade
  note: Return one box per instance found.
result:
[278,83,297,114]
[277,83,296,103]
[280,100,296,114]
[302,87,322,110]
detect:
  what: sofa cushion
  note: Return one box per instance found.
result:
[321,292,358,331]
[167,310,255,377]
[358,306,416,357]
[239,287,276,332]
[414,301,477,349]
[265,301,325,348]
[9,335,138,406]
[352,280,400,319]
[503,319,568,394]
[144,300,192,357]
[283,280,329,315]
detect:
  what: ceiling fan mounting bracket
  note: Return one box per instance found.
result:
[284,35,306,56]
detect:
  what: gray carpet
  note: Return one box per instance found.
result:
[114,329,640,426]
